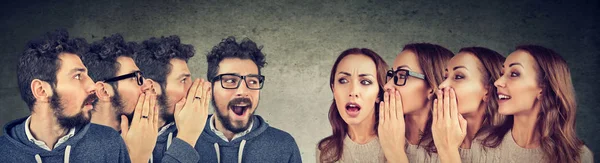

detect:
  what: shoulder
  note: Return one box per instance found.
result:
[262,127,296,142]
[580,145,594,163]
[84,124,124,144]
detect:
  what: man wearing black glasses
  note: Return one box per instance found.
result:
[82,34,159,163]
[196,36,301,162]
[135,35,211,163]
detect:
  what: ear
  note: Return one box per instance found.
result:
[31,79,52,103]
[95,82,113,102]
[148,79,162,95]
[141,79,156,94]
[330,83,334,89]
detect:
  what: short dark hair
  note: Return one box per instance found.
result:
[134,35,194,87]
[17,29,89,110]
[82,33,136,83]
[206,36,267,82]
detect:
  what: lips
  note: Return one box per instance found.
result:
[231,103,250,116]
[228,98,252,116]
[498,93,511,100]
[345,102,361,117]
[82,94,98,109]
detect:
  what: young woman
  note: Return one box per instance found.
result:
[378,43,454,163]
[431,47,506,163]
[317,48,389,162]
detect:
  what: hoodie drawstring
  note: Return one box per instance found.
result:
[64,145,71,163]
[35,154,42,163]
[214,143,221,163]
[166,132,173,150]
[238,140,246,163]
[32,145,72,163]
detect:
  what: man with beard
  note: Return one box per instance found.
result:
[135,35,211,163]
[83,34,159,163]
[198,36,302,162]
[0,30,130,162]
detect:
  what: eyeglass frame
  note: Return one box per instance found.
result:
[386,68,426,86]
[210,73,266,90]
[102,71,144,86]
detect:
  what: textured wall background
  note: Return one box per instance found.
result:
[1,0,598,162]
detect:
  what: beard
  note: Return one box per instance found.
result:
[50,90,94,129]
[111,91,134,125]
[213,97,255,134]
[158,93,174,124]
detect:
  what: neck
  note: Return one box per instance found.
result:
[405,108,429,145]
[346,114,377,144]
[511,104,541,149]
[90,102,120,130]
[214,116,237,141]
[460,104,486,149]
[29,106,70,150]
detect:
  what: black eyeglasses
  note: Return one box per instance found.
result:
[386,68,426,86]
[103,71,144,86]
[211,73,265,90]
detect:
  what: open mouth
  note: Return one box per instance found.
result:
[231,103,250,116]
[345,102,361,117]
[498,94,512,100]
[82,94,98,109]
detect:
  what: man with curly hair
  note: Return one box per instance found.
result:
[0,30,130,162]
[82,33,159,163]
[197,36,302,162]
[135,35,211,163]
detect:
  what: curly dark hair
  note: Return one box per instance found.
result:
[82,33,136,84]
[206,36,267,82]
[17,29,89,110]
[134,35,194,88]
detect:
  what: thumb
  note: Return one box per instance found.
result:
[120,115,129,137]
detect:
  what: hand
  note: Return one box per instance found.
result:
[432,87,467,163]
[174,78,211,147]
[121,92,159,163]
[378,90,409,163]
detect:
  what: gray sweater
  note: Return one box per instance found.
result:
[316,135,386,163]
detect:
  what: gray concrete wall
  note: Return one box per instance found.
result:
[1,0,598,162]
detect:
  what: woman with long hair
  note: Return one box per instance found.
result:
[316,48,389,162]
[474,45,593,163]
[378,43,454,162]
[431,47,506,163]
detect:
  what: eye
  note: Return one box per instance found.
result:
[443,75,448,80]
[510,72,519,77]
[247,79,258,85]
[338,78,348,84]
[225,78,237,83]
[454,75,464,80]
[74,74,81,80]
[180,77,187,84]
[360,79,372,85]
[398,74,407,79]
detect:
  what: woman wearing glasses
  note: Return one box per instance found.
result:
[378,43,454,163]
[317,48,388,162]
[471,45,592,163]
[430,47,506,163]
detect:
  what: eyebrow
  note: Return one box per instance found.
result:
[509,63,523,68]
[69,68,86,75]
[177,73,191,79]
[452,66,468,71]
[396,65,411,70]
[338,72,374,77]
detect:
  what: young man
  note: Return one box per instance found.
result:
[135,35,211,163]
[0,30,130,162]
[199,36,302,162]
[83,34,158,163]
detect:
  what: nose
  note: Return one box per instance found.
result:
[439,78,450,89]
[84,74,96,95]
[383,79,395,92]
[494,75,505,88]
[235,79,250,97]
[348,81,359,98]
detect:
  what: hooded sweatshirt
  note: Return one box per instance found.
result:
[0,117,131,163]
[152,114,302,163]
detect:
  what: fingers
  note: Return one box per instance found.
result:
[389,90,396,120]
[449,88,458,122]
[185,79,201,108]
[153,101,159,130]
[132,93,145,123]
[459,114,467,134]
[147,93,156,124]
[443,87,450,123]
[395,90,404,121]
[203,82,212,115]
[435,89,443,123]
[383,91,390,123]
[379,102,385,126]
[432,98,438,125]
[141,93,151,120]
[120,115,129,136]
